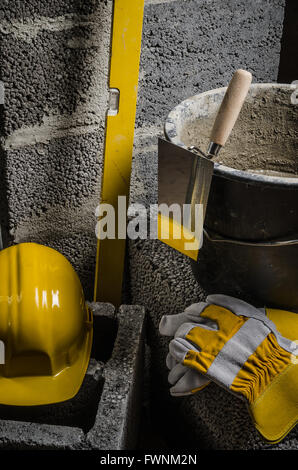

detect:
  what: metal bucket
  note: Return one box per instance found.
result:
[165,83,298,309]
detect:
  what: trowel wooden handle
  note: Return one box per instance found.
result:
[210,69,252,146]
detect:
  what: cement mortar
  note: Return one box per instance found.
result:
[180,86,298,175]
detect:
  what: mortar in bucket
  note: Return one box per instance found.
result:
[165,83,298,310]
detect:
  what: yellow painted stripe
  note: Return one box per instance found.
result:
[94,0,145,305]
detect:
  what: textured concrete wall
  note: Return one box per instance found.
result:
[0,0,113,299]
[131,0,286,207]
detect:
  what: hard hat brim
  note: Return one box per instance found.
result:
[0,327,93,406]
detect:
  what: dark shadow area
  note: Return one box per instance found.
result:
[278,0,298,82]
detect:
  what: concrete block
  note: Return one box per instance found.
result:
[0,302,145,450]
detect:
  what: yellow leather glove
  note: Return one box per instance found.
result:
[159,295,298,443]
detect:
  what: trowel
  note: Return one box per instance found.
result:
[158,69,252,259]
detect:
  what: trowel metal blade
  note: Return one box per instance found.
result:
[158,138,214,260]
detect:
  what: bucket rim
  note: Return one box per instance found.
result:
[165,83,298,188]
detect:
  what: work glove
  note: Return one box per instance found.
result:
[159,295,298,443]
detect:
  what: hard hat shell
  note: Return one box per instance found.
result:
[0,243,93,406]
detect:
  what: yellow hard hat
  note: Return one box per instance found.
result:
[0,243,93,406]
